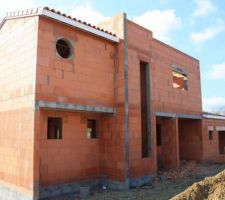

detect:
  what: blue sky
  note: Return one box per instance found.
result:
[1,0,225,112]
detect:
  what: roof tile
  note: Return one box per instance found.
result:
[4,6,117,37]
[43,7,116,37]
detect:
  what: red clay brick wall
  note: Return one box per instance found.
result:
[99,115,126,181]
[158,118,179,170]
[37,17,127,185]
[0,17,38,195]
[202,119,225,162]
[126,19,202,178]
[151,39,202,115]
[127,21,156,179]
[39,110,101,187]
[36,17,116,108]
[178,119,203,162]
[89,15,128,182]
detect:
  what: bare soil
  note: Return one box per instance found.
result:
[171,169,225,200]
[47,163,225,200]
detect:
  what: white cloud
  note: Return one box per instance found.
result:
[193,0,216,17]
[203,97,225,112]
[0,0,36,21]
[70,2,108,25]
[205,62,225,80]
[190,21,225,44]
[133,9,182,42]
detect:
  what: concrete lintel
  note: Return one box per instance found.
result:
[155,112,176,118]
[35,101,116,114]
[216,126,225,131]
[155,112,202,119]
[208,126,214,131]
[177,114,202,119]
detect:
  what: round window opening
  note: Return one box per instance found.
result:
[56,39,72,59]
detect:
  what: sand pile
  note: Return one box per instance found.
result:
[171,170,225,200]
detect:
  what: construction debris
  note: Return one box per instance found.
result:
[157,160,203,180]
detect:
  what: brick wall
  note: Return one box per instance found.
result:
[36,17,116,108]
[202,119,225,162]
[157,117,179,170]
[38,110,102,187]
[0,16,38,197]
[178,119,203,162]
[36,16,127,186]
[127,21,156,178]
[151,39,202,115]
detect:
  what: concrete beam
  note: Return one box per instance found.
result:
[177,113,202,119]
[155,112,202,119]
[155,112,176,118]
[35,101,116,114]
[208,126,214,131]
[216,126,225,131]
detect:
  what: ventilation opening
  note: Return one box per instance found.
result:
[56,38,72,59]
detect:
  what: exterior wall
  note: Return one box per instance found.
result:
[1,9,225,200]
[36,17,116,107]
[0,17,38,199]
[126,21,156,179]
[178,119,203,162]
[151,39,202,115]
[157,117,179,170]
[38,110,100,187]
[36,16,127,188]
[202,119,225,162]
[94,14,130,186]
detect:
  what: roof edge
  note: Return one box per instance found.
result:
[42,9,119,43]
[203,112,225,120]
[2,7,119,43]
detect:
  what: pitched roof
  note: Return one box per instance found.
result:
[1,7,119,43]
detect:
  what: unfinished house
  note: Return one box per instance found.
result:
[0,7,225,200]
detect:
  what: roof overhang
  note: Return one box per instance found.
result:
[203,113,225,120]
[1,7,119,43]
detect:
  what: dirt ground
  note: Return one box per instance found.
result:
[46,163,225,200]
[172,168,225,200]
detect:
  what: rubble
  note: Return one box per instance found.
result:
[157,160,203,180]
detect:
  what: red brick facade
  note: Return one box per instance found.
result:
[0,7,225,200]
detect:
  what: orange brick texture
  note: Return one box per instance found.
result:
[156,117,179,170]
[0,10,225,200]
[127,21,156,179]
[39,110,101,186]
[151,39,202,115]
[178,119,203,162]
[202,119,225,162]
[0,17,38,197]
[36,16,126,187]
